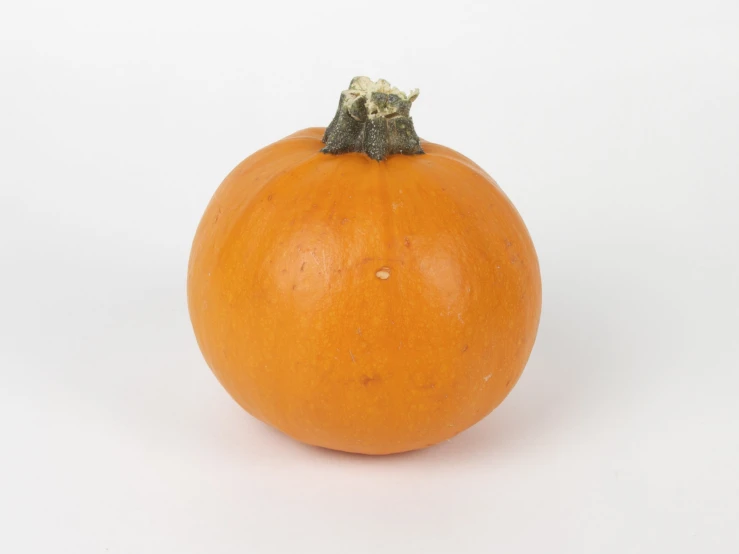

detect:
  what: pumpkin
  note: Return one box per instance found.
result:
[188,77,541,455]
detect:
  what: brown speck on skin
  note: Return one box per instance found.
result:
[267,194,273,201]
[504,239,512,247]
[462,344,468,353]
[300,261,306,272]
[360,374,380,386]
[404,237,411,248]
[292,284,297,290]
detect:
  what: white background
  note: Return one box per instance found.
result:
[1,1,738,552]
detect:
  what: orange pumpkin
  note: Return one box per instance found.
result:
[188,77,541,455]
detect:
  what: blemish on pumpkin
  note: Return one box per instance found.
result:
[462,344,468,353]
[505,379,512,387]
[483,373,492,382]
[292,284,297,290]
[360,374,380,386]
[341,218,349,225]
[376,267,391,280]
[404,237,411,248]
[300,261,305,272]
[267,194,273,201]
[504,239,512,247]
[349,350,356,363]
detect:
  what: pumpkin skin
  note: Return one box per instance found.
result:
[188,126,541,455]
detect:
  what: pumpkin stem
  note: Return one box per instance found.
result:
[321,77,424,161]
